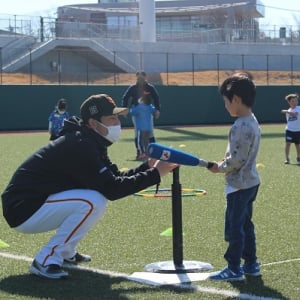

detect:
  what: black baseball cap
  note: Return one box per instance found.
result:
[57,99,67,110]
[80,94,128,123]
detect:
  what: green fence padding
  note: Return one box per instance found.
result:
[0,85,291,131]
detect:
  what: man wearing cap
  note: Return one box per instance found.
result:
[122,71,161,158]
[1,94,177,280]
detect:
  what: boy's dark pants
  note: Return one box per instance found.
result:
[224,185,259,273]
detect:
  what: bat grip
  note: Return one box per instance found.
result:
[198,158,214,169]
[198,158,209,167]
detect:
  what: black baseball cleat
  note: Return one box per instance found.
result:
[30,260,69,279]
[64,252,91,265]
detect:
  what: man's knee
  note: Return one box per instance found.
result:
[86,190,107,217]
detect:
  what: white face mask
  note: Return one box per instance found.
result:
[95,121,122,143]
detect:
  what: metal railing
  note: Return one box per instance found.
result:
[1,48,299,86]
[1,14,299,44]
[1,14,300,86]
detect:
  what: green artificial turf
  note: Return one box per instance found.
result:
[0,124,299,299]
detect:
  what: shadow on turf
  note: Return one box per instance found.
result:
[122,127,285,144]
[0,268,193,300]
[124,127,227,143]
[228,275,288,300]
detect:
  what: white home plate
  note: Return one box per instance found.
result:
[128,271,211,286]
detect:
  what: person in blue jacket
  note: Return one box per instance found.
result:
[48,98,69,140]
[130,94,156,159]
[122,71,160,158]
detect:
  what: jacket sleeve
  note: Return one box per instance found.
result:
[121,85,133,107]
[67,139,161,201]
[97,166,161,200]
[149,85,160,111]
[109,160,151,177]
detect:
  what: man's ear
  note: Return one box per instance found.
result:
[87,118,97,129]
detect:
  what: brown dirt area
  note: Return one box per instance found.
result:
[1,70,300,85]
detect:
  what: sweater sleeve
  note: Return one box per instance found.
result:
[218,123,252,173]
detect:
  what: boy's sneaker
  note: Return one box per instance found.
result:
[284,159,290,164]
[209,267,244,281]
[64,252,91,265]
[242,262,261,276]
[30,260,69,279]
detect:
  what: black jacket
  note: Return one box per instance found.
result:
[121,82,160,111]
[1,117,160,227]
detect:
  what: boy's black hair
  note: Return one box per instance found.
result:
[141,94,151,105]
[219,72,256,108]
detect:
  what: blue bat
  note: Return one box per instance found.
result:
[147,143,212,168]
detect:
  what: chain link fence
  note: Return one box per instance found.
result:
[1,47,300,86]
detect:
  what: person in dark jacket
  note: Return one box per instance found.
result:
[122,71,160,158]
[1,94,177,280]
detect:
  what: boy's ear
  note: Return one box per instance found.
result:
[233,95,242,104]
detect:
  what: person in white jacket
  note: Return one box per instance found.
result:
[280,93,300,164]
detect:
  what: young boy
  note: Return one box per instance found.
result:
[207,72,261,281]
[130,94,156,160]
[280,93,300,164]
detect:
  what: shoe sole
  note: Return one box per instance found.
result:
[209,274,245,281]
[30,265,69,279]
[63,258,91,265]
[210,276,245,281]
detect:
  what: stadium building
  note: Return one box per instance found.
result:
[56,0,265,43]
[1,0,299,74]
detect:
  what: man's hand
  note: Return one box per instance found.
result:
[148,158,178,176]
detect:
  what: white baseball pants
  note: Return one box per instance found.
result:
[15,189,107,266]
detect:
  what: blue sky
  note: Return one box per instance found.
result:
[1,0,300,27]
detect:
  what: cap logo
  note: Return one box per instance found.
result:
[107,96,116,106]
[89,105,99,115]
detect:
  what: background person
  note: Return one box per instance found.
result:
[130,94,156,160]
[280,93,300,164]
[207,72,261,281]
[122,71,160,158]
[1,94,177,280]
[48,98,69,140]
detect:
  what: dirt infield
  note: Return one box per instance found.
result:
[1,70,300,85]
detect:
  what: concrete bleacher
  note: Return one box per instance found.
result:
[0,33,36,69]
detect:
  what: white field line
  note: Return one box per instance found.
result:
[0,252,128,278]
[180,284,282,300]
[1,251,298,300]
[261,258,300,266]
